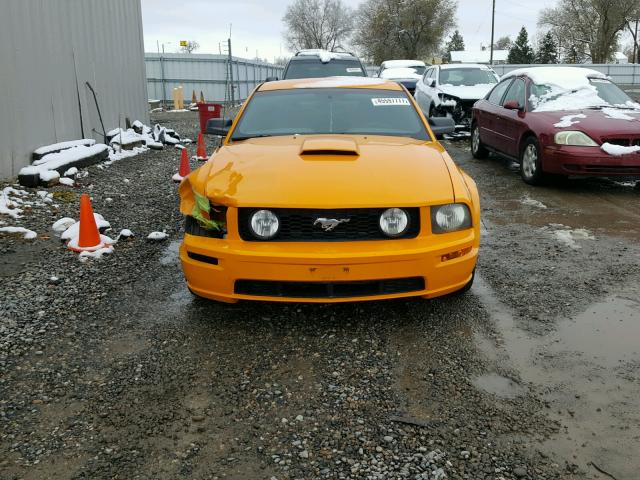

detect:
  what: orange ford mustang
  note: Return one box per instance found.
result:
[179,77,480,303]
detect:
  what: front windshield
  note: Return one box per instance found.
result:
[285,59,365,79]
[439,68,498,86]
[529,78,635,111]
[231,88,429,141]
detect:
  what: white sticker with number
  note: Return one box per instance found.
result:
[371,98,411,106]
[346,67,362,73]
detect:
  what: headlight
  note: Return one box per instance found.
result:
[250,209,279,239]
[379,208,409,237]
[431,203,472,233]
[554,131,598,146]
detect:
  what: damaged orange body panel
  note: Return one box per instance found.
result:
[179,77,480,303]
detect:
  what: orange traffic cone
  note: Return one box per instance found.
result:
[179,148,191,176]
[196,132,207,160]
[68,194,110,252]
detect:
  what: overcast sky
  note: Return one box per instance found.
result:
[140,0,559,62]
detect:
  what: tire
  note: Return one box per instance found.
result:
[450,269,475,296]
[471,123,488,159]
[520,136,545,185]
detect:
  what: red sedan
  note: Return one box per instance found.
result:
[470,66,640,184]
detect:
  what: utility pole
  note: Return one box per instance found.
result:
[160,43,166,108]
[489,0,496,65]
[228,38,235,105]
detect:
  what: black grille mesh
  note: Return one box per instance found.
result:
[238,208,420,242]
[235,277,425,298]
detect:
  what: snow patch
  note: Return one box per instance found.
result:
[78,245,114,262]
[0,226,37,239]
[553,114,586,128]
[60,213,110,240]
[58,177,75,187]
[521,195,547,209]
[547,224,594,249]
[52,217,76,233]
[147,231,168,241]
[601,142,640,156]
[33,139,95,157]
[601,107,637,121]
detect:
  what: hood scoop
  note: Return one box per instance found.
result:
[299,137,359,157]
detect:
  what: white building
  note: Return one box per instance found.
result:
[0,0,149,179]
[450,50,509,65]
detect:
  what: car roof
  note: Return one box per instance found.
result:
[381,60,426,68]
[439,63,492,70]
[259,77,403,92]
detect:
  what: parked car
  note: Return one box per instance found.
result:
[471,66,640,184]
[272,50,368,80]
[182,77,477,303]
[415,64,499,130]
[377,60,427,96]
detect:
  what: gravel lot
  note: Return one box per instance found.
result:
[1,111,639,480]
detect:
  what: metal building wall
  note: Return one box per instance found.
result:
[145,53,284,103]
[0,0,149,179]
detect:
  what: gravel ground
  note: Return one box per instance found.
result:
[1,112,638,479]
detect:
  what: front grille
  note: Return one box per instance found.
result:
[238,208,420,242]
[234,277,425,298]
[602,138,640,147]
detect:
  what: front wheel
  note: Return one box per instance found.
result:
[520,136,545,185]
[471,124,488,159]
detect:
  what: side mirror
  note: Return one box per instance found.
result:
[503,100,522,111]
[205,118,233,136]
[265,76,278,82]
[429,79,436,88]
[428,116,455,139]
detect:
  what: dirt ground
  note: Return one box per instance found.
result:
[1,111,639,480]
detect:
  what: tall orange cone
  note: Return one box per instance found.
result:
[179,148,191,177]
[196,132,207,160]
[68,194,109,252]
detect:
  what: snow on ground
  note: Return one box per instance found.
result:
[553,114,586,128]
[147,231,168,241]
[106,145,149,164]
[601,142,640,156]
[0,226,37,239]
[544,224,594,249]
[521,195,548,209]
[0,186,28,219]
[58,177,75,186]
[78,246,114,262]
[172,173,184,182]
[118,229,134,238]
[20,144,109,181]
[52,217,76,233]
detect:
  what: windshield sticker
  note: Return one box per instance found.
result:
[346,67,361,73]
[371,98,411,106]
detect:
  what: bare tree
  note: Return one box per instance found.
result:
[353,0,457,65]
[283,0,354,51]
[539,0,640,63]
[180,41,200,54]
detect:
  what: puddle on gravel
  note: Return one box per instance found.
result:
[471,373,525,399]
[160,239,181,265]
[471,274,640,479]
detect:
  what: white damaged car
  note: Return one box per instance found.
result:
[415,64,499,132]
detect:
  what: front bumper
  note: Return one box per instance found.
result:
[543,145,640,177]
[180,231,478,303]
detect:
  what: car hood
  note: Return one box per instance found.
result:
[533,108,640,140]
[438,83,496,101]
[193,135,455,208]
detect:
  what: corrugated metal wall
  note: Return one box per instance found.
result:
[0,0,149,179]
[145,53,284,103]
[491,64,640,85]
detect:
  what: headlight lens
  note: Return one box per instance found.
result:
[431,203,472,233]
[250,209,279,239]
[379,208,409,237]
[554,131,598,146]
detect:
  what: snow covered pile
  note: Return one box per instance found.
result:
[33,139,96,159]
[601,142,640,156]
[147,231,168,241]
[19,144,109,186]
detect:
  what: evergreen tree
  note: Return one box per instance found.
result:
[536,32,558,63]
[507,27,535,64]
[445,30,465,61]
